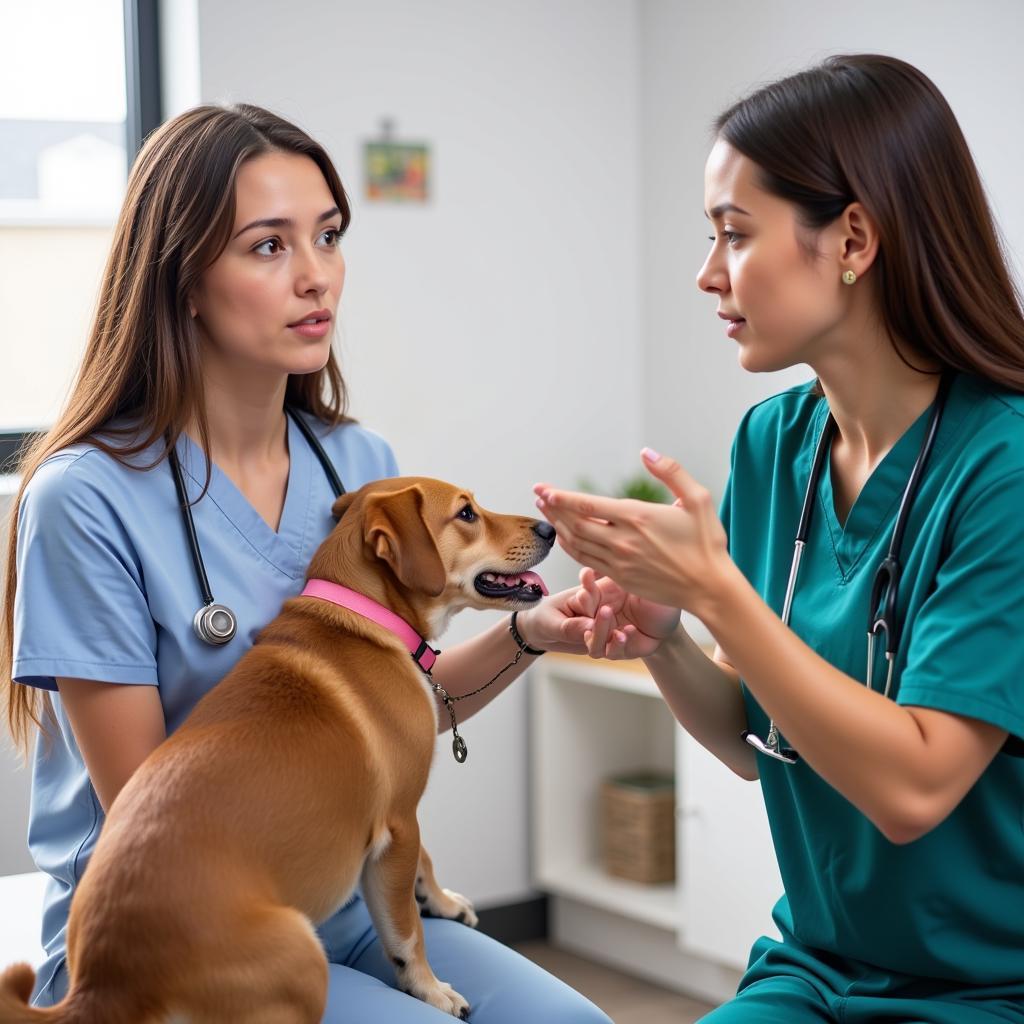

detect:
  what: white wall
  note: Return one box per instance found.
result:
[191,0,643,907]
[639,0,1024,504]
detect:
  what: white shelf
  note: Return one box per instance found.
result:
[531,651,783,991]
[531,657,678,936]
[539,653,662,698]
[538,859,677,932]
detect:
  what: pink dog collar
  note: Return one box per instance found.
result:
[300,578,439,673]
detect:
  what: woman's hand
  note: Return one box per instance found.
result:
[515,568,682,660]
[512,569,605,655]
[533,449,732,617]
[577,569,681,660]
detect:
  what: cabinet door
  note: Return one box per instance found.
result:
[676,729,782,969]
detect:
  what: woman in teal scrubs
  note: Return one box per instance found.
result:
[1,103,610,1022]
[536,55,1024,1022]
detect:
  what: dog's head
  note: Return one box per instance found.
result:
[306,477,555,638]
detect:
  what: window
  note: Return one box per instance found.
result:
[0,0,160,463]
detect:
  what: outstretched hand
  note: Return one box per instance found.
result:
[533,449,731,618]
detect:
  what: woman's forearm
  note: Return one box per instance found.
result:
[429,615,541,727]
[642,625,758,780]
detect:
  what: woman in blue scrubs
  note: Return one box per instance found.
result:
[1,103,610,1022]
[536,55,1024,1022]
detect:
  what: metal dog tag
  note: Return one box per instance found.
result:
[452,735,468,763]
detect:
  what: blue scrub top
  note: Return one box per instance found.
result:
[12,411,398,999]
[722,373,1024,986]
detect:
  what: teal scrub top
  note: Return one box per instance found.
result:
[12,412,399,1002]
[722,373,1024,986]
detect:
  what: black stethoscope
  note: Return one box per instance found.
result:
[168,406,346,646]
[742,374,953,765]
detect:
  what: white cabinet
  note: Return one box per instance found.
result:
[530,654,783,1004]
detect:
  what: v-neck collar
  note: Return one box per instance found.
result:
[811,377,961,579]
[175,413,314,580]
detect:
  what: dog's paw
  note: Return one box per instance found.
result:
[416,884,479,928]
[401,970,473,1019]
[412,979,470,1019]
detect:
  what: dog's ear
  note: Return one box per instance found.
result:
[331,491,358,520]
[363,485,446,597]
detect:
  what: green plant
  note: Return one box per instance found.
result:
[575,473,671,504]
[616,473,671,504]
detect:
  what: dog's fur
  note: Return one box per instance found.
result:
[0,477,554,1023]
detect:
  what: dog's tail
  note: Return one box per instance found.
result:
[0,963,153,1024]
[0,963,53,1022]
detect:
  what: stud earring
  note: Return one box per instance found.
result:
[842,270,857,285]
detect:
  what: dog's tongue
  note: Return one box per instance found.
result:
[519,571,549,596]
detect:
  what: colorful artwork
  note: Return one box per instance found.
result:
[364,142,430,202]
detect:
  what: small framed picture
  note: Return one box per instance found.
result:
[364,141,430,203]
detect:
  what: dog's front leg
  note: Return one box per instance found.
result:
[414,845,479,927]
[361,821,471,1020]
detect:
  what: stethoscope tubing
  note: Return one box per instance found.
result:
[169,435,216,609]
[169,405,346,646]
[745,373,953,764]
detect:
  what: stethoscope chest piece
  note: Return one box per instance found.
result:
[743,726,799,764]
[193,603,237,645]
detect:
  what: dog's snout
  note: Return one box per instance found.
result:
[532,521,556,545]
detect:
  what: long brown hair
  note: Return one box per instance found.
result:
[714,53,1024,386]
[2,103,354,753]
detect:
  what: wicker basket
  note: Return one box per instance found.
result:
[600,772,676,884]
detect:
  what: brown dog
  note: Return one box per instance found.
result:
[0,477,554,1023]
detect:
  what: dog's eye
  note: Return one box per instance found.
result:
[457,505,477,523]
